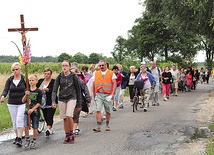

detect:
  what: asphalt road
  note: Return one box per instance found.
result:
[0,82,213,155]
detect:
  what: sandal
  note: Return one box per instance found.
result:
[93,127,101,132]
[105,126,110,131]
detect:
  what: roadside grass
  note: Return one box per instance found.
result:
[0,100,12,131]
[206,121,214,154]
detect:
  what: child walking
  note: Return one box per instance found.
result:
[22,74,42,149]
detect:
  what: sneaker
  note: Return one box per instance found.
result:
[63,136,70,144]
[163,98,168,101]
[105,126,110,131]
[112,107,117,111]
[157,103,160,106]
[74,129,80,135]
[139,104,144,108]
[93,127,101,132]
[13,137,18,144]
[45,129,50,137]
[30,140,37,149]
[144,108,147,112]
[69,134,75,143]
[24,139,31,149]
[152,103,156,106]
[118,104,124,109]
[16,138,22,147]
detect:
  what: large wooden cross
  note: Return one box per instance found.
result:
[8,14,38,129]
[8,14,38,46]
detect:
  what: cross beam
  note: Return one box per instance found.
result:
[8,14,38,46]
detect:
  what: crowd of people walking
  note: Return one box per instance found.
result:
[0,60,211,148]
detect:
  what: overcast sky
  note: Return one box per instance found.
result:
[0,0,143,57]
[0,0,205,61]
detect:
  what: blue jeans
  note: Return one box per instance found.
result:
[24,113,39,129]
[114,86,121,101]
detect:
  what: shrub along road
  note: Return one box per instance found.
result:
[0,82,213,155]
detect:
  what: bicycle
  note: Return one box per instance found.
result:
[37,108,45,133]
[132,80,145,112]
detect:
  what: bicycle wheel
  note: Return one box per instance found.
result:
[133,96,138,112]
[38,109,45,133]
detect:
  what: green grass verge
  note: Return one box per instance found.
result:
[207,123,214,154]
[0,103,12,131]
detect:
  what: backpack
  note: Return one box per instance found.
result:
[133,80,145,91]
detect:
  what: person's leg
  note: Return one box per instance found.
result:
[113,86,120,110]
[154,84,159,105]
[15,104,25,146]
[65,100,76,141]
[143,88,151,111]
[119,89,125,108]
[45,108,56,136]
[7,104,18,134]
[73,108,81,135]
[150,87,155,105]
[103,96,112,131]
[166,84,171,99]
[162,83,167,100]
[93,93,103,132]
[129,85,134,102]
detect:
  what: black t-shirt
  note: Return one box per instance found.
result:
[25,88,42,115]
[162,72,172,84]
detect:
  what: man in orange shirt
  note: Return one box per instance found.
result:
[92,60,117,132]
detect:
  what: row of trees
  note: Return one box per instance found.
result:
[112,0,214,70]
[0,52,116,64]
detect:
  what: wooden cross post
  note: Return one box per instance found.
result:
[8,14,38,128]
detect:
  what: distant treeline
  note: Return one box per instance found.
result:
[0,55,58,63]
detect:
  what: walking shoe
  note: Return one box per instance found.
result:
[74,129,80,135]
[24,139,31,149]
[105,126,110,131]
[45,129,50,137]
[152,103,156,106]
[112,107,117,111]
[63,136,70,144]
[16,138,22,147]
[163,98,167,101]
[157,103,160,106]
[144,108,147,112]
[118,104,124,109]
[13,137,18,144]
[30,140,37,149]
[93,127,101,132]
[69,134,75,143]
[139,104,144,108]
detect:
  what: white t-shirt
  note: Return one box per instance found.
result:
[13,80,20,87]
[140,75,151,89]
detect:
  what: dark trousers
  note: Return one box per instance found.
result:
[128,85,134,100]
[42,108,56,127]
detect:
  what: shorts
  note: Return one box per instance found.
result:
[96,93,112,114]
[58,100,76,119]
[24,114,39,129]
[172,81,178,89]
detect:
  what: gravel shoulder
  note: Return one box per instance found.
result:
[175,89,214,155]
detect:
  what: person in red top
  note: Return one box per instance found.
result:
[112,65,122,111]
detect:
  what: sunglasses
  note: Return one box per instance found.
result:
[12,68,19,71]
[99,64,105,67]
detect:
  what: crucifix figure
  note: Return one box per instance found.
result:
[8,14,38,46]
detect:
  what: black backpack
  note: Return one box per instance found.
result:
[133,80,145,91]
